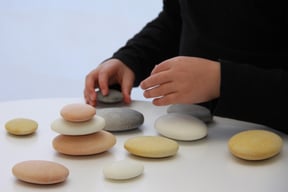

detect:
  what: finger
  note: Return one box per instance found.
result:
[150,61,171,75]
[143,81,176,99]
[98,71,110,96]
[152,92,177,106]
[84,70,99,105]
[121,77,133,104]
[140,71,170,90]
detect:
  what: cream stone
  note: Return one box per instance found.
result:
[60,103,96,122]
[12,160,69,184]
[124,136,179,158]
[103,160,144,180]
[228,130,283,160]
[155,113,208,141]
[52,131,116,155]
[51,116,105,135]
[5,118,38,135]
[97,89,123,104]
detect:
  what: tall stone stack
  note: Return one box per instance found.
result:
[50,103,116,156]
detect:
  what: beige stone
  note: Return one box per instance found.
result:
[12,160,69,184]
[60,103,96,122]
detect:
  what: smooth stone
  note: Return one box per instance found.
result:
[12,160,69,184]
[103,160,144,180]
[51,116,105,135]
[167,104,212,123]
[5,118,38,135]
[228,130,283,160]
[124,136,179,158]
[97,108,144,131]
[97,89,123,104]
[52,131,116,155]
[154,113,208,141]
[60,103,96,122]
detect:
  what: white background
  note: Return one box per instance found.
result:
[0,0,162,101]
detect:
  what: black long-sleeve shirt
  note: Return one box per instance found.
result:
[112,0,288,133]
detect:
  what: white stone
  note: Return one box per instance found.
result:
[51,116,105,135]
[103,160,144,180]
[154,113,208,141]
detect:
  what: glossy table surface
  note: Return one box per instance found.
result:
[0,98,287,192]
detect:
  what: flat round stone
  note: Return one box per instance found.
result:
[103,160,144,180]
[51,116,105,135]
[52,131,116,155]
[167,104,212,123]
[60,103,96,122]
[12,160,69,184]
[155,113,208,141]
[228,130,283,160]
[97,108,144,131]
[5,118,38,135]
[124,136,179,158]
[97,89,123,104]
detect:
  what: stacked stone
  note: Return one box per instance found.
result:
[51,103,116,156]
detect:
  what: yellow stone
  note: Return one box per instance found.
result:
[5,118,38,135]
[124,136,179,158]
[228,130,283,160]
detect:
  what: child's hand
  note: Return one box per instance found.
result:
[140,56,220,106]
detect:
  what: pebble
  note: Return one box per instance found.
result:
[97,108,144,131]
[52,131,116,155]
[167,104,212,123]
[124,136,179,158]
[97,89,123,104]
[228,130,283,160]
[5,118,38,135]
[12,160,69,184]
[51,116,105,135]
[60,103,96,122]
[103,160,144,180]
[154,113,208,141]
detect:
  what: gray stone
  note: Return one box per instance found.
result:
[97,108,144,131]
[97,89,123,104]
[167,104,212,123]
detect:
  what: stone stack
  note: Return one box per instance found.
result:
[51,103,116,156]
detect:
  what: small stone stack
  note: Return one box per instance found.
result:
[51,103,116,156]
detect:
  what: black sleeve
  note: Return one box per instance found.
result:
[112,0,182,86]
[213,59,288,134]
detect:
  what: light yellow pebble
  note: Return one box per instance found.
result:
[228,130,283,160]
[124,136,179,158]
[5,118,38,135]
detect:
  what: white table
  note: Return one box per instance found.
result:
[0,98,287,192]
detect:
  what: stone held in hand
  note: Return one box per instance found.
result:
[97,89,124,104]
